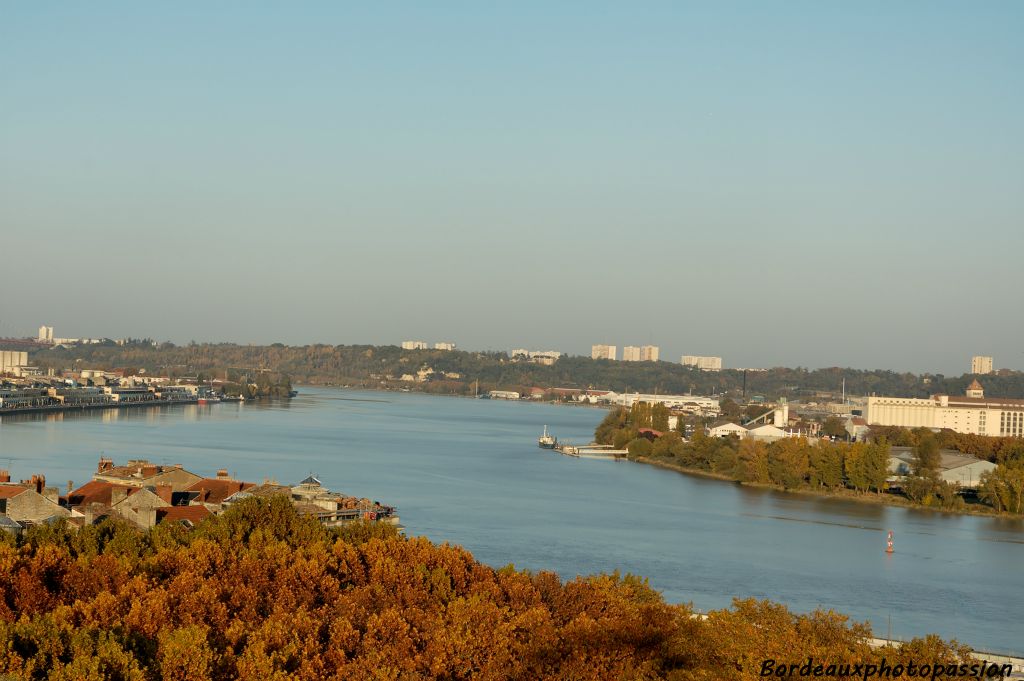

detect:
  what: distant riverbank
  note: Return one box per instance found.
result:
[632,456,1013,519]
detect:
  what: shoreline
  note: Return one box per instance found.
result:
[633,456,1018,520]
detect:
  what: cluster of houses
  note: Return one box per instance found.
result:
[0,458,398,536]
[700,416,996,490]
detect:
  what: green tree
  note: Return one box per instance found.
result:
[595,408,627,445]
[719,398,742,422]
[862,442,891,493]
[651,431,684,458]
[651,403,670,432]
[913,433,941,477]
[629,402,653,429]
[734,439,770,484]
[809,443,844,489]
[767,438,809,490]
[844,443,870,493]
[821,417,847,440]
[978,462,1024,514]
[626,437,653,458]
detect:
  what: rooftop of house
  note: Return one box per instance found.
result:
[65,479,136,507]
[0,484,29,499]
[0,515,22,530]
[156,505,212,525]
[238,482,292,499]
[187,477,256,505]
[94,458,189,481]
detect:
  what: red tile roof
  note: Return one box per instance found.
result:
[186,478,256,505]
[0,485,28,499]
[65,480,135,507]
[156,506,212,525]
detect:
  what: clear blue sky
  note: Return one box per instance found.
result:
[2,3,1021,374]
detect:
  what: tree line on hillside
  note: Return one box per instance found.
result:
[0,497,979,680]
[596,407,1024,515]
[24,343,1024,400]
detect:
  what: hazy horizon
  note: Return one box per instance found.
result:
[3,3,1022,376]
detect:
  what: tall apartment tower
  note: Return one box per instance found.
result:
[591,344,617,361]
[622,346,641,361]
[640,345,659,362]
[37,325,53,343]
[681,355,722,371]
[970,356,993,375]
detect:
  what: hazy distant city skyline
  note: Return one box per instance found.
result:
[2,3,1022,375]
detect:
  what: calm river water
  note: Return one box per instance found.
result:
[1,388,1021,652]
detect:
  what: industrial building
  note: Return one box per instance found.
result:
[866,380,1024,437]
[0,350,28,373]
[887,448,995,489]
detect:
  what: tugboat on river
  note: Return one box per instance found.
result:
[538,425,557,449]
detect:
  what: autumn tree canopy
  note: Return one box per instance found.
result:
[0,498,976,680]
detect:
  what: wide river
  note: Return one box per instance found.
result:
[1,388,1021,652]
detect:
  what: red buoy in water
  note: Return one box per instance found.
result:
[885,530,894,554]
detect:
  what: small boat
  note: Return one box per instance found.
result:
[538,425,557,449]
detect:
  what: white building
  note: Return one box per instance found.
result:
[744,423,788,441]
[37,326,53,343]
[511,349,562,366]
[866,380,1024,437]
[434,342,456,351]
[622,346,641,362]
[400,341,428,350]
[709,422,747,438]
[592,344,617,361]
[971,356,993,375]
[609,392,720,417]
[681,355,722,371]
[622,345,659,362]
[488,390,520,400]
